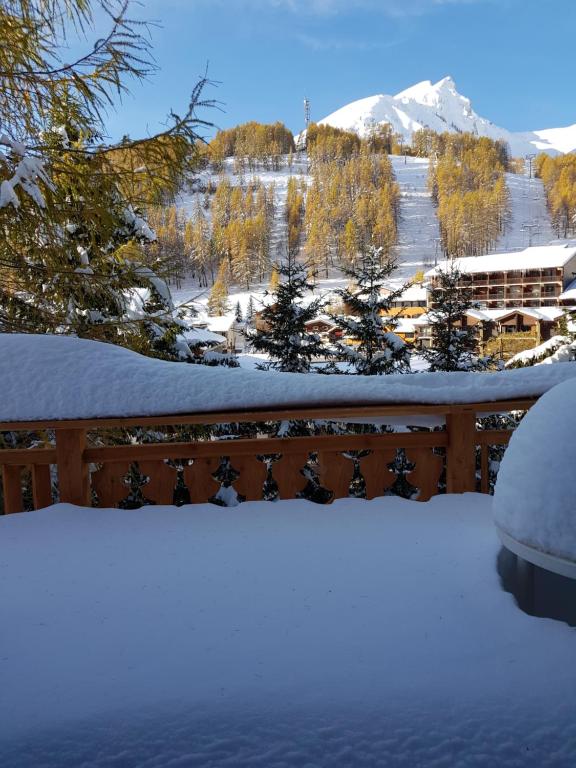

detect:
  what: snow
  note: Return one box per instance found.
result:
[1,494,576,767]
[0,136,51,209]
[506,335,574,367]
[495,171,557,251]
[426,244,576,277]
[389,155,441,281]
[532,123,576,154]
[176,155,309,265]
[318,76,575,156]
[174,154,439,318]
[393,318,417,335]
[173,156,321,326]
[391,282,428,303]
[414,306,564,331]
[184,326,226,345]
[493,377,576,562]
[172,152,561,331]
[559,277,576,302]
[4,334,576,423]
[205,315,236,333]
[172,152,560,332]
[539,341,576,364]
[123,205,156,242]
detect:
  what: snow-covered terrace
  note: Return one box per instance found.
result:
[2,493,576,767]
[3,333,576,511]
[2,334,576,765]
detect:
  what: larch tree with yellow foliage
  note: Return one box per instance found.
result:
[0,0,215,360]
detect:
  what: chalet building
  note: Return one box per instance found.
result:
[378,316,417,344]
[303,316,343,343]
[414,307,563,350]
[425,244,576,309]
[205,317,246,354]
[304,315,337,336]
[387,284,428,317]
[184,325,227,357]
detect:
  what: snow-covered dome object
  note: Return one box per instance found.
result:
[493,377,576,576]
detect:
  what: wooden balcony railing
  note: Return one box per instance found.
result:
[0,399,536,514]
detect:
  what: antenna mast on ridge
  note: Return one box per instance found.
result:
[304,97,311,129]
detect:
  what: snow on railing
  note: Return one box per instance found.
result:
[1,334,576,513]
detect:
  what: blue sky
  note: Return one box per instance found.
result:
[100,0,575,141]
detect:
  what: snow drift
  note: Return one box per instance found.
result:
[1,495,576,767]
[4,334,576,422]
[494,376,576,562]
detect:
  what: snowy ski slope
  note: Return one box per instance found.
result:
[496,169,556,251]
[389,155,440,284]
[175,153,557,318]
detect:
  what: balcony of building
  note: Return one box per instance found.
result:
[3,335,576,767]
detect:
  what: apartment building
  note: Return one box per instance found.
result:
[425,244,576,309]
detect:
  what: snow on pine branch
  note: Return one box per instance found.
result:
[122,205,156,243]
[506,336,576,368]
[0,135,52,209]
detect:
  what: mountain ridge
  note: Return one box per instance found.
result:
[316,77,576,156]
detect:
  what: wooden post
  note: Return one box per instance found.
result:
[55,429,90,506]
[2,465,24,513]
[31,464,53,510]
[446,410,477,494]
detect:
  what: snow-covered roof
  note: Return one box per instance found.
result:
[425,245,576,277]
[390,284,428,303]
[414,307,565,326]
[206,316,235,333]
[3,334,576,423]
[395,320,417,334]
[304,314,338,328]
[481,307,564,322]
[184,327,226,345]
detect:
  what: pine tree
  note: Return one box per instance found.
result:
[330,246,411,375]
[251,254,325,372]
[421,265,491,371]
[245,295,256,326]
[234,300,243,323]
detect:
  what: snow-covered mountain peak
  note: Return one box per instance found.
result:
[395,76,459,107]
[394,76,476,124]
[317,78,575,156]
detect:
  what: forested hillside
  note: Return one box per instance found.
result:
[535,153,576,239]
[160,120,565,316]
[427,133,510,257]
